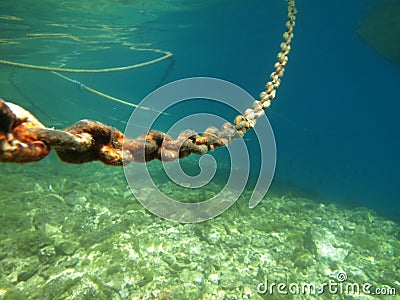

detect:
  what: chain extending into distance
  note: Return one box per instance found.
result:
[0,0,297,166]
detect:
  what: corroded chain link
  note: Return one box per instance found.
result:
[0,0,297,166]
[0,102,241,165]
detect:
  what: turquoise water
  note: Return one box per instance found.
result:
[1,0,400,299]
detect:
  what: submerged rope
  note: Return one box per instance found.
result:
[0,0,297,166]
[0,31,173,109]
[0,48,172,73]
[51,70,144,111]
[51,71,170,116]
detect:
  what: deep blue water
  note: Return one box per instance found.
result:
[1,0,399,216]
[141,0,400,215]
[273,0,400,215]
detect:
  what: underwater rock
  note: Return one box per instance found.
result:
[137,268,154,287]
[32,209,64,234]
[220,272,240,291]
[2,289,26,300]
[174,283,202,299]
[17,269,37,282]
[105,264,123,276]
[304,226,352,262]
[44,223,61,236]
[41,269,82,298]
[293,252,315,269]
[161,253,185,271]
[38,245,57,264]
[0,252,6,261]
[150,290,173,300]
[54,238,80,256]
[205,228,222,245]
[178,269,203,284]
[39,269,120,299]
[60,256,80,268]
